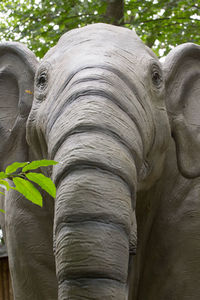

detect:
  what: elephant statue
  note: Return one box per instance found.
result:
[0,23,200,300]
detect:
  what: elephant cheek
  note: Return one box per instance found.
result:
[52,132,137,299]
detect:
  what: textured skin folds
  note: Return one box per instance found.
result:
[134,141,200,300]
[26,24,170,299]
[58,279,127,300]
[51,107,139,298]
[45,35,156,297]
[2,23,200,300]
[0,42,58,299]
[5,190,56,300]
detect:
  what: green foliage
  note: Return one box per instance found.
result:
[124,0,200,56]
[0,160,58,210]
[25,172,56,198]
[0,172,6,179]
[0,180,11,191]
[22,160,57,172]
[0,0,199,58]
[12,177,43,207]
[5,162,29,174]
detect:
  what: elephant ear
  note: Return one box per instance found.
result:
[164,43,200,178]
[0,42,38,169]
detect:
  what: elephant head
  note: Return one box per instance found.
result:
[1,24,200,299]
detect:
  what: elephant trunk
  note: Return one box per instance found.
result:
[49,68,149,299]
[53,137,137,299]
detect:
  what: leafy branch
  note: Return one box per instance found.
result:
[0,160,58,211]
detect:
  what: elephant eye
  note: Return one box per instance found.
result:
[36,71,48,90]
[35,63,51,100]
[151,65,163,88]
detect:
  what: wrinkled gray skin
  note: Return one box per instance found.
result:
[0,23,200,300]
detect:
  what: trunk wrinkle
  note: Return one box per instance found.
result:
[49,65,146,119]
[55,220,130,244]
[50,126,141,173]
[54,164,135,199]
[47,89,144,142]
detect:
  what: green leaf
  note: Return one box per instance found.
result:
[5,162,29,174]
[22,160,58,172]
[0,191,5,195]
[0,172,6,179]
[13,177,43,207]
[25,172,56,198]
[0,209,5,213]
[0,180,11,191]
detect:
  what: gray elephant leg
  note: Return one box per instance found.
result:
[5,189,57,300]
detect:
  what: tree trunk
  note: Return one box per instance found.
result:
[105,0,124,26]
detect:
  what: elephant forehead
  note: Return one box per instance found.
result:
[44,23,155,65]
